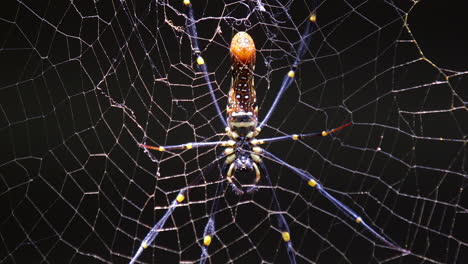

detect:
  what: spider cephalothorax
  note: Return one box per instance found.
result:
[224,135,263,194]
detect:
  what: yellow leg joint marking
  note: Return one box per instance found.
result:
[250,139,264,145]
[252,146,262,154]
[356,217,362,224]
[222,140,236,147]
[321,131,328,136]
[253,129,260,137]
[225,154,236,164]
[185,143,193,149]
[227,163,235,183]
[183,0,190,6]
[231,131,239,139]
[203,235,212,246]
[251,154,262,164]
[310,13,317,23]
[197,56,205,65]
[142,241,148,249]
[308,179,317,187]
[224,148,234,155]
[176,194,185,203]
[282,231,291,242]
[252,163,261,184]
[292,134,299,140]
[287,70,295,78]
[139,144,166,151]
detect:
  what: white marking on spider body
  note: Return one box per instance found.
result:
[232,111,253,116]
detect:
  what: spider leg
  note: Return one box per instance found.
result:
[258,162,297,264]
[252,122,352,145]
[260,149,409,253]
[183,1,227,127]
[259,13,316,129]
[129,155,224,264]
[226,162,244,195]
[139,121,351,153]
[139,139,234,152]
[245,162,261,194]
[200,174,224,264]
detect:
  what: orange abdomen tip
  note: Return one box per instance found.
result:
[230,32,256,63]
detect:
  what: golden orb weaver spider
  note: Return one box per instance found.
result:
[130,1,408,263]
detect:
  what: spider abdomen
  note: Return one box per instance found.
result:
[227,32,258,138]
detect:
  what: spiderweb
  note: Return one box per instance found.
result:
[1,0,467,263]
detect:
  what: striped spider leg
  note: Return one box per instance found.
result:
[131,1,408,263]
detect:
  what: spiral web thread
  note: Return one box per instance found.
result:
[0,0,467,263]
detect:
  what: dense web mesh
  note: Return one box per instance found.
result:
[1,0,467,263]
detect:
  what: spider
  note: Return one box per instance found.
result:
[130,1,407,263]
